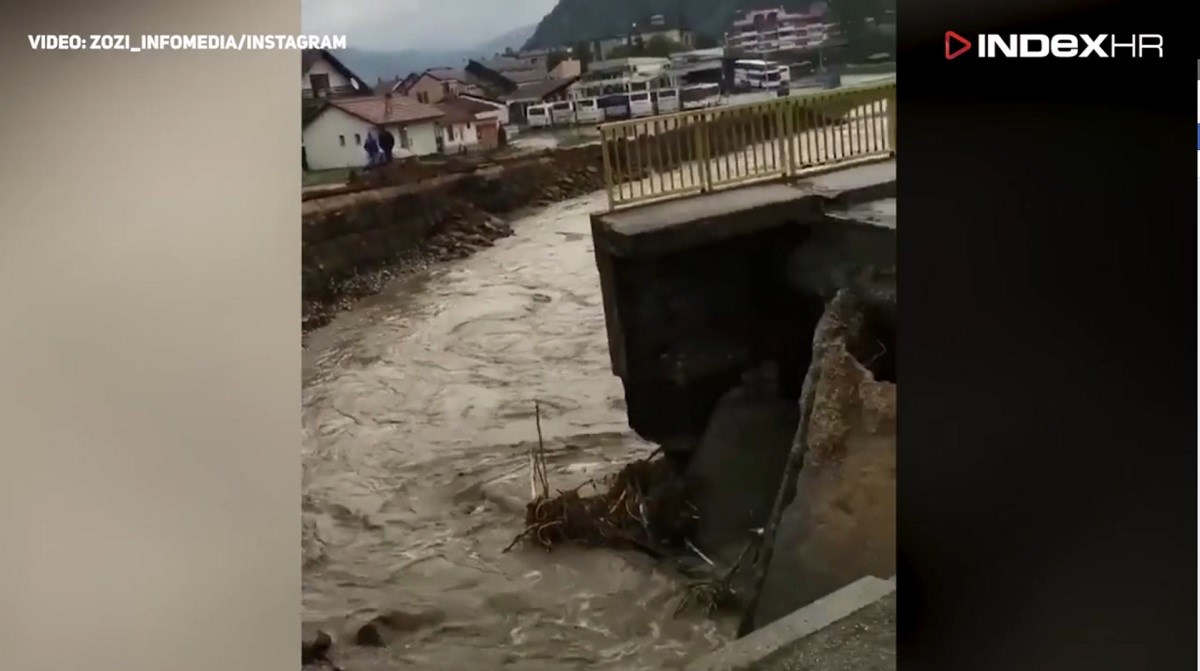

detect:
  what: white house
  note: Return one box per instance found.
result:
[303,95,445,170]
[460,93,510,126]
[435,96,509,153]
[437,109,478,154]
[301,49,370,101]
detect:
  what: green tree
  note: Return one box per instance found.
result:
[607,43,637,59]
[572,41,592,71]
[547,49,569,71]
[644,34,685,57]
[694,33,719,49]
[828,0,893,42]
[609,35,685,59]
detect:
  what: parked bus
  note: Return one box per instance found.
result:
[733,59,786,90]
[526,103,552,127]
[597,93,630,121]
[549,100,575,125]
[574,98,602,124]
[680,83,720,109]
[653,87,680,114]
[628,90,654,118]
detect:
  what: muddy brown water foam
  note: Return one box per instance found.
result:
[302,193,732,670]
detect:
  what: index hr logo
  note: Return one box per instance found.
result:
[944,32,1164,59]
[945,31,971,59]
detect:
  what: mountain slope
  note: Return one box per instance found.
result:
[521,0,760,49]
[332,24,540,84]
[522,0,885,51]
[334,48,475,83]
[476,23,538,56]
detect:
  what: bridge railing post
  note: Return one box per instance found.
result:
[600,126,615,211]
[695,113,712,192]
[886,90,897,154]
[776,100,793,179]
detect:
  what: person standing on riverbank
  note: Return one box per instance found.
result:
[377,128,395,164]
[363,132,380,168]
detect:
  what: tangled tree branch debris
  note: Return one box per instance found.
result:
[503,401,765,618]
[673,538,758,617]
[504,401,694,557]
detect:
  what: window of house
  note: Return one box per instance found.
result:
[399,129,410,149]
[442,82,451,94]
[354,133,361,145]
[309,73,330,95]
[338,135,345,146]
[417,92,428,104]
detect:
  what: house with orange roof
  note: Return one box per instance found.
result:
[435,96,507,152]
[302,94,446,170]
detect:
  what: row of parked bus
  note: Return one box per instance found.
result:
[525,83,723,128]
[523,57,800,129]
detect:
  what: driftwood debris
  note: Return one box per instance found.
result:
[504,402,692,557]
[504,402,760,619]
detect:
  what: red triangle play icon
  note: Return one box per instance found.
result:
[945,31,971,60]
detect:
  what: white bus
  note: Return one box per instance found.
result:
[734,59,786,89]
[597,93,630,121]
[680,83,720,109]
[653,87,679,114]
[573,98,601,124]
[628,90,654,117]
[525,103,552,127]
[549,100,575,125]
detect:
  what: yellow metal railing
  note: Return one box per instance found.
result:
[599,81,896,211]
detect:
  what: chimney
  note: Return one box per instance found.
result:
[383,92,393,119]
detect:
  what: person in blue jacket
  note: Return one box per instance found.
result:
[363,132,380,167]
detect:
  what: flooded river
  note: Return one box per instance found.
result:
[302,193,731,670]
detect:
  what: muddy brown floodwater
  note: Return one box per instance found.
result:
[302,192,732,670]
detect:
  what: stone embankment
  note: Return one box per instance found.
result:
[301,146,607,333]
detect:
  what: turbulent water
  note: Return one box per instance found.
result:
[301,193,731,670]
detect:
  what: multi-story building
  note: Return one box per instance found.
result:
[724,4,834,54]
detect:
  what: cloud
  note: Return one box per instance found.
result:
[301,0,559,51]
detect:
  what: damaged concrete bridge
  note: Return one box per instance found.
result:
[590,83,897,667]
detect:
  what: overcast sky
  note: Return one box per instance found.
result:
[301,0,559,51]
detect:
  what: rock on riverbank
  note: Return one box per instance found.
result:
[752,289,896,627]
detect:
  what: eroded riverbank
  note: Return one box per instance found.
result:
[302,193,734,671]
[301,149,609,334]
